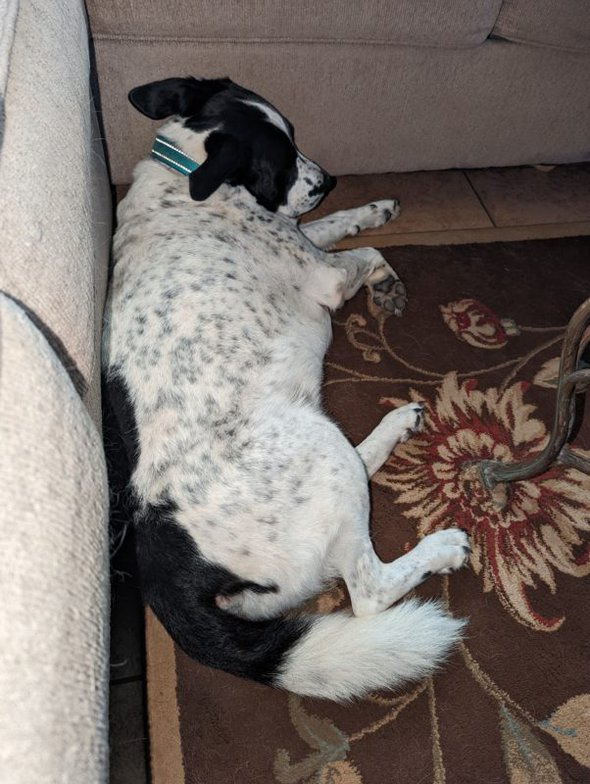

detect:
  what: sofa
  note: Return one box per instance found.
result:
[0,0,112,782]
[0,1,588,782]
[87,0,590,184]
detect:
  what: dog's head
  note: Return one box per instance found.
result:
[129,77,336,217]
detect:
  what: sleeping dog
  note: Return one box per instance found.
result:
[103,77,470,701]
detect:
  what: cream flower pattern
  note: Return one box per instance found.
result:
[375,373,590,631]
[534,357,561,389]
[440,299,520,349]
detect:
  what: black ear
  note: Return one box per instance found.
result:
[189,134,241,201]
[128,77,233,120]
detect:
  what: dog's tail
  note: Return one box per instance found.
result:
[136,505,465,701]
[275,599,465,700]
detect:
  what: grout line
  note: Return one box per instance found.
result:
[359,220,590,240]
[463,170,496,227]
[335,220,590,249]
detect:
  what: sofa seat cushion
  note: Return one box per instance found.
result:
[0,294,110,784]
[493,0,590,53]
[87,0,503,49]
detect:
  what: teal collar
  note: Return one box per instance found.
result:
[151,134,200,176]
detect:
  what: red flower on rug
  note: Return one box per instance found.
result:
[440,299,520,349]
[376,373,590,631]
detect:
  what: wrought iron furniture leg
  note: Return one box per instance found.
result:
[479,298,590,495]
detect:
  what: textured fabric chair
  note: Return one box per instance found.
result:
[0,0,112,781]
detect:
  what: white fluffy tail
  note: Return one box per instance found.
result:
[276,598,466,701]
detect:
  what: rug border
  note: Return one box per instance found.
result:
[145,608,185,784]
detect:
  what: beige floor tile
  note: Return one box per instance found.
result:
[467,164,590,227]
[118,171,492,236]
[336,220,590,249]
[303,170,493,234]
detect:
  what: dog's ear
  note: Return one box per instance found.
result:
[188,133,241,201]
[128,77,233,120]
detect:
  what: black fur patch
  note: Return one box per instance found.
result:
[186,83,299,211]
[135,500,311,684]
[103,372,140,474]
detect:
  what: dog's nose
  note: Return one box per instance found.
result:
[323,173,337,193]
[309,171,337,198]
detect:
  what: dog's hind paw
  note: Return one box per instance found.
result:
[414,528,472,575]
[395,402,426,442]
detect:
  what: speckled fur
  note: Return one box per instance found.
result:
[103,83,470,700]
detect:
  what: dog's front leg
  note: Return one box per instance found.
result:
[306,247,407,315]
[300,199,400,250]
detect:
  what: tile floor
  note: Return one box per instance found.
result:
[108,162,590,784]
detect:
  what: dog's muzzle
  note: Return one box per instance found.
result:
[310,172,337,198]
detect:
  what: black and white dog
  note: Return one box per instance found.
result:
[103,77,470,701]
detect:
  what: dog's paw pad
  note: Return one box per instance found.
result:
[369,276,407,316]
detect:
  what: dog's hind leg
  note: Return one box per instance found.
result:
[300,200,400,250]
[321,408,470,615]
[331,511,471,617]
[305,247,407,315]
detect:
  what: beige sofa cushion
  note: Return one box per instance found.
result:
[493,0,590,53]
[87,0,503,48]
[94,35,590,183]
[0,0,111,426]
[0,294,110,784]
[0,0,18,138]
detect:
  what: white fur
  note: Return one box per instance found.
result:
[280,155,327,217]
[303,199,401,249]
[279,599,466,700]
[103,112,470,700]
[244,99,293,138]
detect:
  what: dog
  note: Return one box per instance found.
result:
[103,77,470,701]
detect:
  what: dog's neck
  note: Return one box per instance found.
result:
[156,119,212,168]
[146,119,295,220]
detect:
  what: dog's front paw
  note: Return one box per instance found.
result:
[351,199,401,235]
[369,275,407,316]
[369,199,401,226]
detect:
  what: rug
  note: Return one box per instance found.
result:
[145,237,590,784]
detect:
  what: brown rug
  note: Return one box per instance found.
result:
[146,237,590,784]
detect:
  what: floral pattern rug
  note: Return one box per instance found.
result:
[164,237,590,784]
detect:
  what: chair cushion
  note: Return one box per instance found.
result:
[87,0,503,49]
[493,0,590,52]
[0,0,111,424]
[0,294,110,784]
